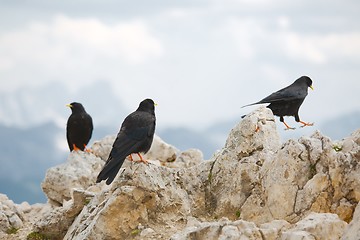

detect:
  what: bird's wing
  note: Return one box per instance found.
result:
[96,112,155,184]
[107,112,154,163]
[83,113,93,144]
[96,130,145,184]
[66,114,81,150]
[242,84,306,107]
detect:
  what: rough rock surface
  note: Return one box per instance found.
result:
[342,202,360,240]
[171,213,346,240]
[282,212,347,240]
[0,194,50,240]
[41,151,104,205]
[41,134,179,207]
[91,134,179,164]
[0,194,24,232]
[1,106,359,240]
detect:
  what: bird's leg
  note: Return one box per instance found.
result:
[72,144,81,151]
[128,154,134,161]
[299,120,314,128]
[280,116,295,130]
[84,144,92,153]
[295,114,314,127]
[136,153,149,164]
[283,121,296,130]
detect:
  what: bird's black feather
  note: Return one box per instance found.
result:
[66,102,93,151]
[96,99,156,184]
[242,76,313,128]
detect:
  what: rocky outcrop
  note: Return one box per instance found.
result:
[342,202,360,240]
[91,134,179,164]
[0,194,50,240]
[0,194,24,233]
[41,134,180,206]
[171,213,347,240]
[0,106,359,239]
[41,151,104,205]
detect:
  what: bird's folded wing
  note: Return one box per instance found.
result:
[97,133,143,182]
[125,125,152,141]
[256,85,305,104]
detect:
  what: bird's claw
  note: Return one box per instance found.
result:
[72,144,81,151]
[137,158,149,165]
[284,127,296,131]
[128,155,134,161]
[300,122,314,128]
[85,148,92,153]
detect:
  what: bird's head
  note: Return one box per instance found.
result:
[299,76,314,90]
[137,99,156,113]
[301,76,314,90]
[66,102,86,113]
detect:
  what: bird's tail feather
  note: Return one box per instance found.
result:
[241,102,259,108]
[96,140,142,184]
[105,163,122,185]
[96,156,126,184]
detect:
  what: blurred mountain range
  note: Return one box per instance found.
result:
[0,82,359,204]
[0,81,128,128]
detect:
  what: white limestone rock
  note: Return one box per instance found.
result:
[90,135,115,161]
[1,107,359,240]
[91,134,179,164]
[170,218,263,240]
[259,220,291,240]
[33,188,93,239]
[224,106,281,158]
[61,108,359,239]
[41,151,103,205]
[342,202,360,240]
[171,218,291,240]
[206,107,281,221]
[0,194,24,232]
[282,212,347,240]
[17,202,31,214]
[64,161,213,240]
[145,134,178,163]
[166,148,203,168]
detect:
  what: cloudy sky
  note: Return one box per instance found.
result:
[0,0,359,130]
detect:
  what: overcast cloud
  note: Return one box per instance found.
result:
[0,0,359,129]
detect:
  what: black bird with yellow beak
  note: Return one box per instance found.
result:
[97,98,156,185]
[243,76,314,130]
[66,102,93,151]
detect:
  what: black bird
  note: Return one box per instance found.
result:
[66,102,93,151]
[242,76,314,130]
[96,98,156,185]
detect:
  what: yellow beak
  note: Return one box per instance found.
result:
[66,104,72,108]
[310,85,314,90]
